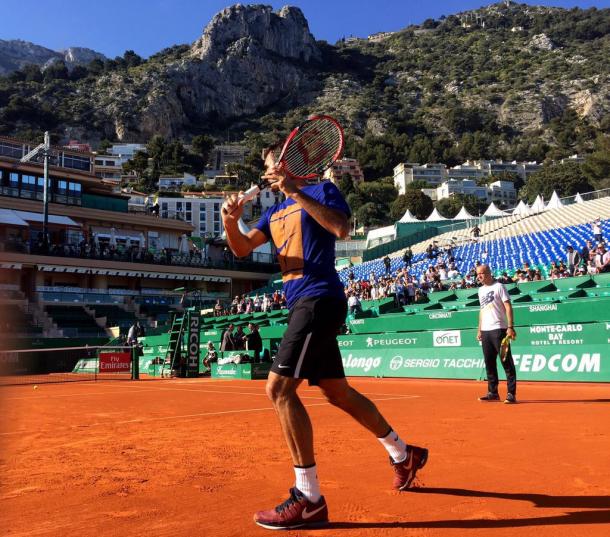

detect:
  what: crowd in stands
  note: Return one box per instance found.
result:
[212,291,287,317]
[344,224,608,310]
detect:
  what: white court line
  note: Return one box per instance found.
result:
[0,395,417,437]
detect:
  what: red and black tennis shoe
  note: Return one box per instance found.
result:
[391,444,429,490]
[254,487,329,530]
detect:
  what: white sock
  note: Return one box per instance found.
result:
[378,429,407,463]
[294,465,321,503]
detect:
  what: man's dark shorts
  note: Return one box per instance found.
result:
[271,296,347,385]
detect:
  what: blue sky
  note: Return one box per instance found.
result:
[3,0,609,58]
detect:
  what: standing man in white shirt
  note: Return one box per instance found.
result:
[476,265,518,404]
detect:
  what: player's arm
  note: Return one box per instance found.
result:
[264,166,349,239]
[222,193,268,257]
[504,300,516,339]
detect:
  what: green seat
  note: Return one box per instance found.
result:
[427,290,457,303]
[517,280,556,294]
[553,276,596,292]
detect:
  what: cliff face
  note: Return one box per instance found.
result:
[1,3,608,157]
[0,39,106,75]
[94,4,321,139]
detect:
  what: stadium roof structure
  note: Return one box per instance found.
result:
[398,209,420,223]
[512,200,530,216]
[531,194,546,213]
[483,202,506,217]
[453,206,475,220]
[575,192,585,203]
[545,191,563,210]
[426,208,446,221]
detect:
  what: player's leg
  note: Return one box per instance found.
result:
[318,377,428,490]
[479,329,501,401]
[499,329,517,403]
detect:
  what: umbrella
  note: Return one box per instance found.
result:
[179,234,190,254]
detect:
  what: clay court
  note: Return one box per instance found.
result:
[1,377,609,537]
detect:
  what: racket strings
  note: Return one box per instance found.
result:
[283,120,342,177]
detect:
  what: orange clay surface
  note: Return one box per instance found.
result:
[1,377,610,537]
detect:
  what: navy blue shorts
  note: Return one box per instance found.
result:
[271,296,347,385]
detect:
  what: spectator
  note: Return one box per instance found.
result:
[214,299,223,317]
[127,321,142,345]
[566,245,580,275]
[581,240,592,265]
[595,244,610,273]
[234,325,246,350]
[220,323,235,352]
[471,225,481,240]
[347,292,362,315]
[203,341,218,370]
[245,323,263,362]
[592,219,604,244]
[383,255,392,275]
[403,247,413,267]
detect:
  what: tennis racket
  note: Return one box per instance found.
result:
[500,334,512,362]
[237,115,345,205]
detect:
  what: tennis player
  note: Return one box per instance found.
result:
[476,264,517,403]
[222,145,428,530]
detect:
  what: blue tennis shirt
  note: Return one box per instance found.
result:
[255,181,351,309]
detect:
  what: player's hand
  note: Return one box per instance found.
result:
[507,328,516,340]
[263,165,298,198]
[477,330,482,341]
[222,191,244,221]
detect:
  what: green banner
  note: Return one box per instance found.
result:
[340,322,610,382]
[211,362,271,380]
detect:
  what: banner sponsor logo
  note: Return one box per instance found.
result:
[350,319,365,325]
[342,353,381,372]
[188,312,201,374]
[389,355,404,370]
[366,336,418,348]
[528,304,558,312]
[513,352,600,373]
[429,312,452,320]
[529,324,585,346]
[99,352,131,372]
[433,330,462,347]
[338,339,354,347]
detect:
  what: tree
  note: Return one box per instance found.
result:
[390,190,433,220]
[123,151,149,177]
[190,134,215,172]
[43,61,69,81]
[22,64,43,83]
[520,162,593,203]
[123,50,143,68]
[355,202,387,227]
[338,173,355,196]
[583,135,610,189]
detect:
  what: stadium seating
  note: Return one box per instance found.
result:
[44,305,107,338]
[339,200,610,284]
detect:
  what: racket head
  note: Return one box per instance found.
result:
[276,115,344,180]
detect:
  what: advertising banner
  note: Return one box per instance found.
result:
[187,312,201,376]
[340,322,610,382]
[98,352,131,373]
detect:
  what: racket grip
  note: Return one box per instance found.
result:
[239,185,261,203]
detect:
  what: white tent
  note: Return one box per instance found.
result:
[398,209,420,223]
[531,194,546,213]
[483,202,506,217]
[545,191,563,210]
[574,192,584,204]
[453,206,475,220]
[512,200,530,216]
[426,208,446,222]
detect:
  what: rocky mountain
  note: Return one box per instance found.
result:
[0,39,106,75]
[0,3,609,175]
